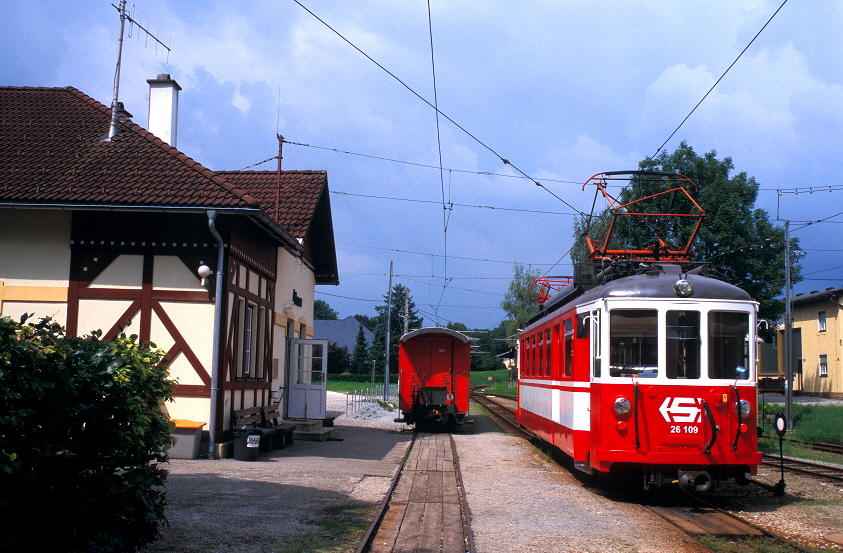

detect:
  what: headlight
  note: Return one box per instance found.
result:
[735,399,751,418]
[614,397,632,416]
[674,279,693,297]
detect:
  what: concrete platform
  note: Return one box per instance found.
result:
[142,424,411,553]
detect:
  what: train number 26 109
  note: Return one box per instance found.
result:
[670,425,699,434]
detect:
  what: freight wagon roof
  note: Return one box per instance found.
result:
[400,327,471,343]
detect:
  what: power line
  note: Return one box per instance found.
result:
[292,0,584,216]
[280,139,583,185]
[335,240,560,266]
[426,0,451,320]
[651,0,789,158]
[331,190,578,216]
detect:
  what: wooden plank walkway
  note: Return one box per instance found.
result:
[368,433,467,553]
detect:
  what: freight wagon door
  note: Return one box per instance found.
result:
[430,337,453,383]
[287,339,328,419]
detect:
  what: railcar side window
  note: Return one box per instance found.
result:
[591,310,601,377]
[609,310,658,377]
[538,332,545,376]
[564,319,573,377]
[708,311,750,380]
[666,310,700,379]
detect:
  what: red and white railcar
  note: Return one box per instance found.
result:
[518,171,762,491]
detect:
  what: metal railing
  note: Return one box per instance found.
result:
[345,384,398,413]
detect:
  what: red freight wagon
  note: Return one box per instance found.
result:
[395,327,471,428]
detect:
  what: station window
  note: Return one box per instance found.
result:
[609,309,658,377]
[819,311,827,332]
[235,299,267,380]
[819,354,828,377]
[708,311,750,380]
[666,310,700,379]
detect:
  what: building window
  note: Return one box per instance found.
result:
[818,311,827,332]
[819,354,828,377]
[235,299,267,380]
[244,304,255,377]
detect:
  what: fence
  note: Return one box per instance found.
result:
[345,384,398,413]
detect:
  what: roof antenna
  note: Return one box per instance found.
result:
[107,0,172,141]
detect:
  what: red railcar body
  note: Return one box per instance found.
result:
[518,262,762,491]
[396,327,471,427]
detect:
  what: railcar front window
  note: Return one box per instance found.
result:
[609,310,658,377]
[708,311,750,380]
[667,310,700,379]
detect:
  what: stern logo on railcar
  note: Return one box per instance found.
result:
[659,397,703,423]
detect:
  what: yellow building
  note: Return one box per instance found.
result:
[789,287,843,399]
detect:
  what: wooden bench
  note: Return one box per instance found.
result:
[261,404,296,449]
[233,406,276,453]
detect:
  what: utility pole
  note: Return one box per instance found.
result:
[784,220,793,430]
[404,288,410,335]
[384,261,393,401]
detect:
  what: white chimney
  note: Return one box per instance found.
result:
[147,74,181,148]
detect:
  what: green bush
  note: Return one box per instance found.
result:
[0,316,176,552]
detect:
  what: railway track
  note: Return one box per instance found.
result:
[470,391,819,552]
[762,453,843,484]
[468,391,534,440]
[786,439,843,456]
[357,432,475,553]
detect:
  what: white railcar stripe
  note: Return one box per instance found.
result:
[520,384,590,431]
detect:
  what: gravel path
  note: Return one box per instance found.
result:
[454,415,709,553]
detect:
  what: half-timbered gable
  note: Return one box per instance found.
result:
[0,85,338,454]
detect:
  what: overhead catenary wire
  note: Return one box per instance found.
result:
[332,190,578,216]
[292,0,584,217]
[651,0,789,159]
[426,0,452,320]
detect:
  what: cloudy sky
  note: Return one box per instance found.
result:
[4,0,842,329]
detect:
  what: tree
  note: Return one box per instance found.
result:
[500,263,542,337]
[573,142,800,318]
[314,299,339,320]
[370,320,386,375]
[353,313,376,332]
[350,325,371,375]
[326,343,351,374]
[374,284,423,375]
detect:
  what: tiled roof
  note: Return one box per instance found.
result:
[219,170,327,239]
[793,286,843,305]
[0,86,259,209]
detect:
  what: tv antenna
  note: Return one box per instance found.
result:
[108,0,172,140]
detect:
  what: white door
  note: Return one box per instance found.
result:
[287,339,328,419]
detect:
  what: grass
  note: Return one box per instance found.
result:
[758,403,843,457]
[326,380,385,393]
[470,368,517,397]
[697,535,825,553]
[276,504,376,553]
